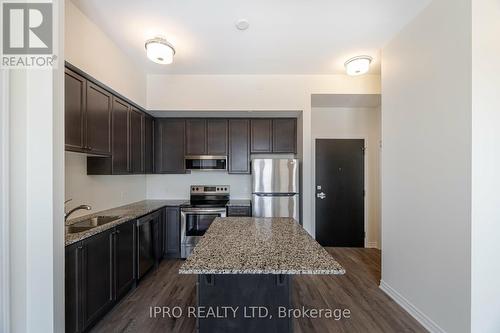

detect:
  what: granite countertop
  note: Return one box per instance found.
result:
[65,200,187,246]
[226,199,251,207]
[179,217,345,275]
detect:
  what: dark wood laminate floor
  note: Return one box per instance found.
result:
[90,248,426,333]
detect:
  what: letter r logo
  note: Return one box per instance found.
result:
[2,2,53,54]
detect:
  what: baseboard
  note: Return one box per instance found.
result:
[366,241,379,249]
[379,280,446,333]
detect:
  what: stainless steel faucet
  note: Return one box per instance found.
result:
[65,200,92,221]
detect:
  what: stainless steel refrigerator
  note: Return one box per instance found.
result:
[252,158,300,222]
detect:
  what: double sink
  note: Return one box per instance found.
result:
[65,215,120,234]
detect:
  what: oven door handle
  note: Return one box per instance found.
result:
[181,208,227,214]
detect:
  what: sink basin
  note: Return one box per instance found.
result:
[66,215,120,234]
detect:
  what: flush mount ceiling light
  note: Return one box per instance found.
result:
[344,55,373,76]
[145,37,175,65]
[235,19,249,30]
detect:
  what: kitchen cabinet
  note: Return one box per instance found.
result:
[207,119,228,155]
[143,116,155,173]
[155,119,186,173]
[186,119,207,156]
[272,118,297,153]
[65,68,112,155]
[164,207,181,258]
[113,221,136,300]
[65,68,86,152]
[85,82,112,155]
[227,206,252,217]
[65,221,137,333]
[111,98,130,174]
[65,243,81,333]
[228,119,251,174]
[186,119,228,156]
[81,229,114,330]
[251,119,273,153]
[130,108,143,173]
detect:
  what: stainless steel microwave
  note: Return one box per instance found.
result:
[185,155,227,171]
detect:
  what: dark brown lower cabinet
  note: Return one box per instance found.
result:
[113,221,136,300]
[164,207,181,258]
[227,205,252,217]
[65,220,137,333]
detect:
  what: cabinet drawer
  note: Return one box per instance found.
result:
[227,206,252,217]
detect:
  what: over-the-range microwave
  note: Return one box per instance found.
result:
[185,155,227,171]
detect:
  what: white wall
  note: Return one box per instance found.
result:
[146,74,381,235]
[471,0,500,332]
[65,0,146,107]
[147,173,251,200]
[381,0,471,332]
[311,107,381,248]
[64,0,148,216]
[65,152,146,218]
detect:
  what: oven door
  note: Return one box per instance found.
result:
[180,207,226,258]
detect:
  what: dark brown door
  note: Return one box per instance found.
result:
[86,82,111,155]
[143,116,154,173]
[165,207,181,258]
[81,230,114,330]
[112,98,130,174]
[228,119,250,174]
[113,221,135,300]
[185,119,207,155]
[65,68,86,152]
[207,119,228,155]
[65,243,82,333]
[315,139,365,247]
[129,108,143,173]
[155,119,186,173]
[251,119,272,153]
[273,118,297,153]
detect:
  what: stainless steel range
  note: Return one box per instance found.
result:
[180,185,229,258]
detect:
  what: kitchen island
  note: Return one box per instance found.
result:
[179,217,345,332]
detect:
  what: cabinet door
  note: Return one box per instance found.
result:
[185,119,207,155]
[154,119,186,173]
[143,116,154,174]
[81,230,113,330]
[112,98,130,174]
[227,206,252,217]
[129,108,143,173]
[65,243,82,333]
[86,82,112,155]
[207,119,228,155]
[65,68,86,152]
[114,221,135,300]
[272,118,297,153]
[228,119,250,174]
[251,119,272,153]
[165,207,180,258]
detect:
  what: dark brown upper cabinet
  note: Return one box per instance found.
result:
[86,82,112,155]
[129,108,143,174]
[65,68,112,156]
[251,119,273,153]
[272,118,297,153]
[228,119,250,174]
[155,119,186,174]
[111,98,130,174]
[65,68,86,152]
[185,119,207,156]
[207,119,228,155]
[143,116,155,174]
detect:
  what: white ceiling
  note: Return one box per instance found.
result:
[71,0,431,75]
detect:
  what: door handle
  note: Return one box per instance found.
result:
[317,192,326,200]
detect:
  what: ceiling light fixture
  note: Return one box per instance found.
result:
[344,55,372,76]
[235,19,249,30]
[145,37,175,65]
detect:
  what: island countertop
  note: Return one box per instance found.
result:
[179,217,345,275]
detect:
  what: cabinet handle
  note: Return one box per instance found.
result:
[116,230,120,234]
[87,146,92,151]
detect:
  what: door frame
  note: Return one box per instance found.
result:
[312,136,367,247]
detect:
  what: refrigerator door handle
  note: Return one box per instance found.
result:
[254,193,296,197]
